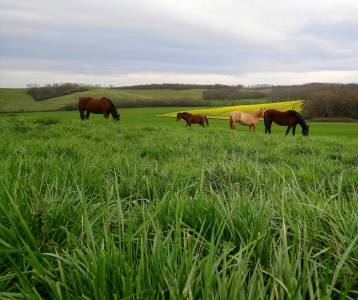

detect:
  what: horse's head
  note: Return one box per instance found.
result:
[112,109,120,121]
[109,102,120,121]
[176,113,183,121]
[258,108,265,117]
[302,124,309,136]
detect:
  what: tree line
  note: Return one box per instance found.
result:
[202,88,267,100]
[28,83,89,101]
[272,83,358,119]
[115,83,243,90]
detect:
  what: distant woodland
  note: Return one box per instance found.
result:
[26,82,358,119]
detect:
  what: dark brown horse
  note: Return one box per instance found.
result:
[176,112,209,127]
[78,97,120,121]
[264,109,309,136]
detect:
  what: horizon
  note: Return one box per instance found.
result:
[2,0,358,88]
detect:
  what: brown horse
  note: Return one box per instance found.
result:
[78,97,120,121]
[264,109,309,136]
[176,112,209,127]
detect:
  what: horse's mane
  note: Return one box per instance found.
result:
[294,111,307,126]
[102,97,114,105]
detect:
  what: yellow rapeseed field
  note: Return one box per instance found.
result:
[158,100,304,119]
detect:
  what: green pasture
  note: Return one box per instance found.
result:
[9,108,358,137]
[0,109,357,298]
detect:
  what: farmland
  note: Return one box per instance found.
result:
[0,88,272,113]
[159,100,304,119]
[0,109,357,299]
[0,88,200,112]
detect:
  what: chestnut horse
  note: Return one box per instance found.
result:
[264,109,309,136]
[78,97,120,121]
[176,112,209,127]
[230,108,264,131]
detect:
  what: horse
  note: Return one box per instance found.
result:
[176,112,209,127]
[78,96,120,121]
[264,109,309,136]
[229,108,264,131]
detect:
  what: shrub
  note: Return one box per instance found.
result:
[203,88,266,100]
[303,86,358,119]
[28,83,89,101]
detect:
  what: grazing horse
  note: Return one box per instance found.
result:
[264,109,309,136]
[230,108,264,131]
[78,97,120,121]
[176,112,209,127]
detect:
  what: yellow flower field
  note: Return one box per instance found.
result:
[158,100,304,119]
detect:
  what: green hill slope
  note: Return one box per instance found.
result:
[0,88,205,112]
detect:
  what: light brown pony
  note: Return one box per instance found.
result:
[229,108,264,131]
[78,96,120,121]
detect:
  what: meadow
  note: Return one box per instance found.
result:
[0,108,357,299]
[0,88,270,113]
[0,88,200,112]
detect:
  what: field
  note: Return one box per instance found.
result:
[0,88,272,113]
[0,108,357,299]
[0,88,201,112]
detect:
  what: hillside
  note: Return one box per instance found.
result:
[0,88,206,112]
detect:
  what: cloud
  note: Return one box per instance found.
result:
[1,0,358,87]
[2,69,358,88]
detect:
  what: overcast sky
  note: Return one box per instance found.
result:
[1,0,358,87]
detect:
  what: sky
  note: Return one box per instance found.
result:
[1,0,358,87]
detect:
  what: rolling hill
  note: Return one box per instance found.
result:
[0,88,205,112]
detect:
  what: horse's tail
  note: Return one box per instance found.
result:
[204,116,209,127]
[230,114,234,129]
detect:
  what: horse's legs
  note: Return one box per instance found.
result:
[85,111,90,119]
[292,124,297,136]
[79,109,85,120]
[103,112,109,119]
[266,121,272,134]
[264,118,269,133]
[200,121,205,127]
[252,124,256,132]
[285,126,291,135]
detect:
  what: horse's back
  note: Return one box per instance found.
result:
[78,96,97,107]
[265,109,299,118]
[78,96,109,113]
[230,110,242,119]
[264,109,301,125]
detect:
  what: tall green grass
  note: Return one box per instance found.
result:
[0,113,357,299]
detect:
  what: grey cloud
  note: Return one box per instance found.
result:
[1,0,358,86]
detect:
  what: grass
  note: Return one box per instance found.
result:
[0,109,357,299]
